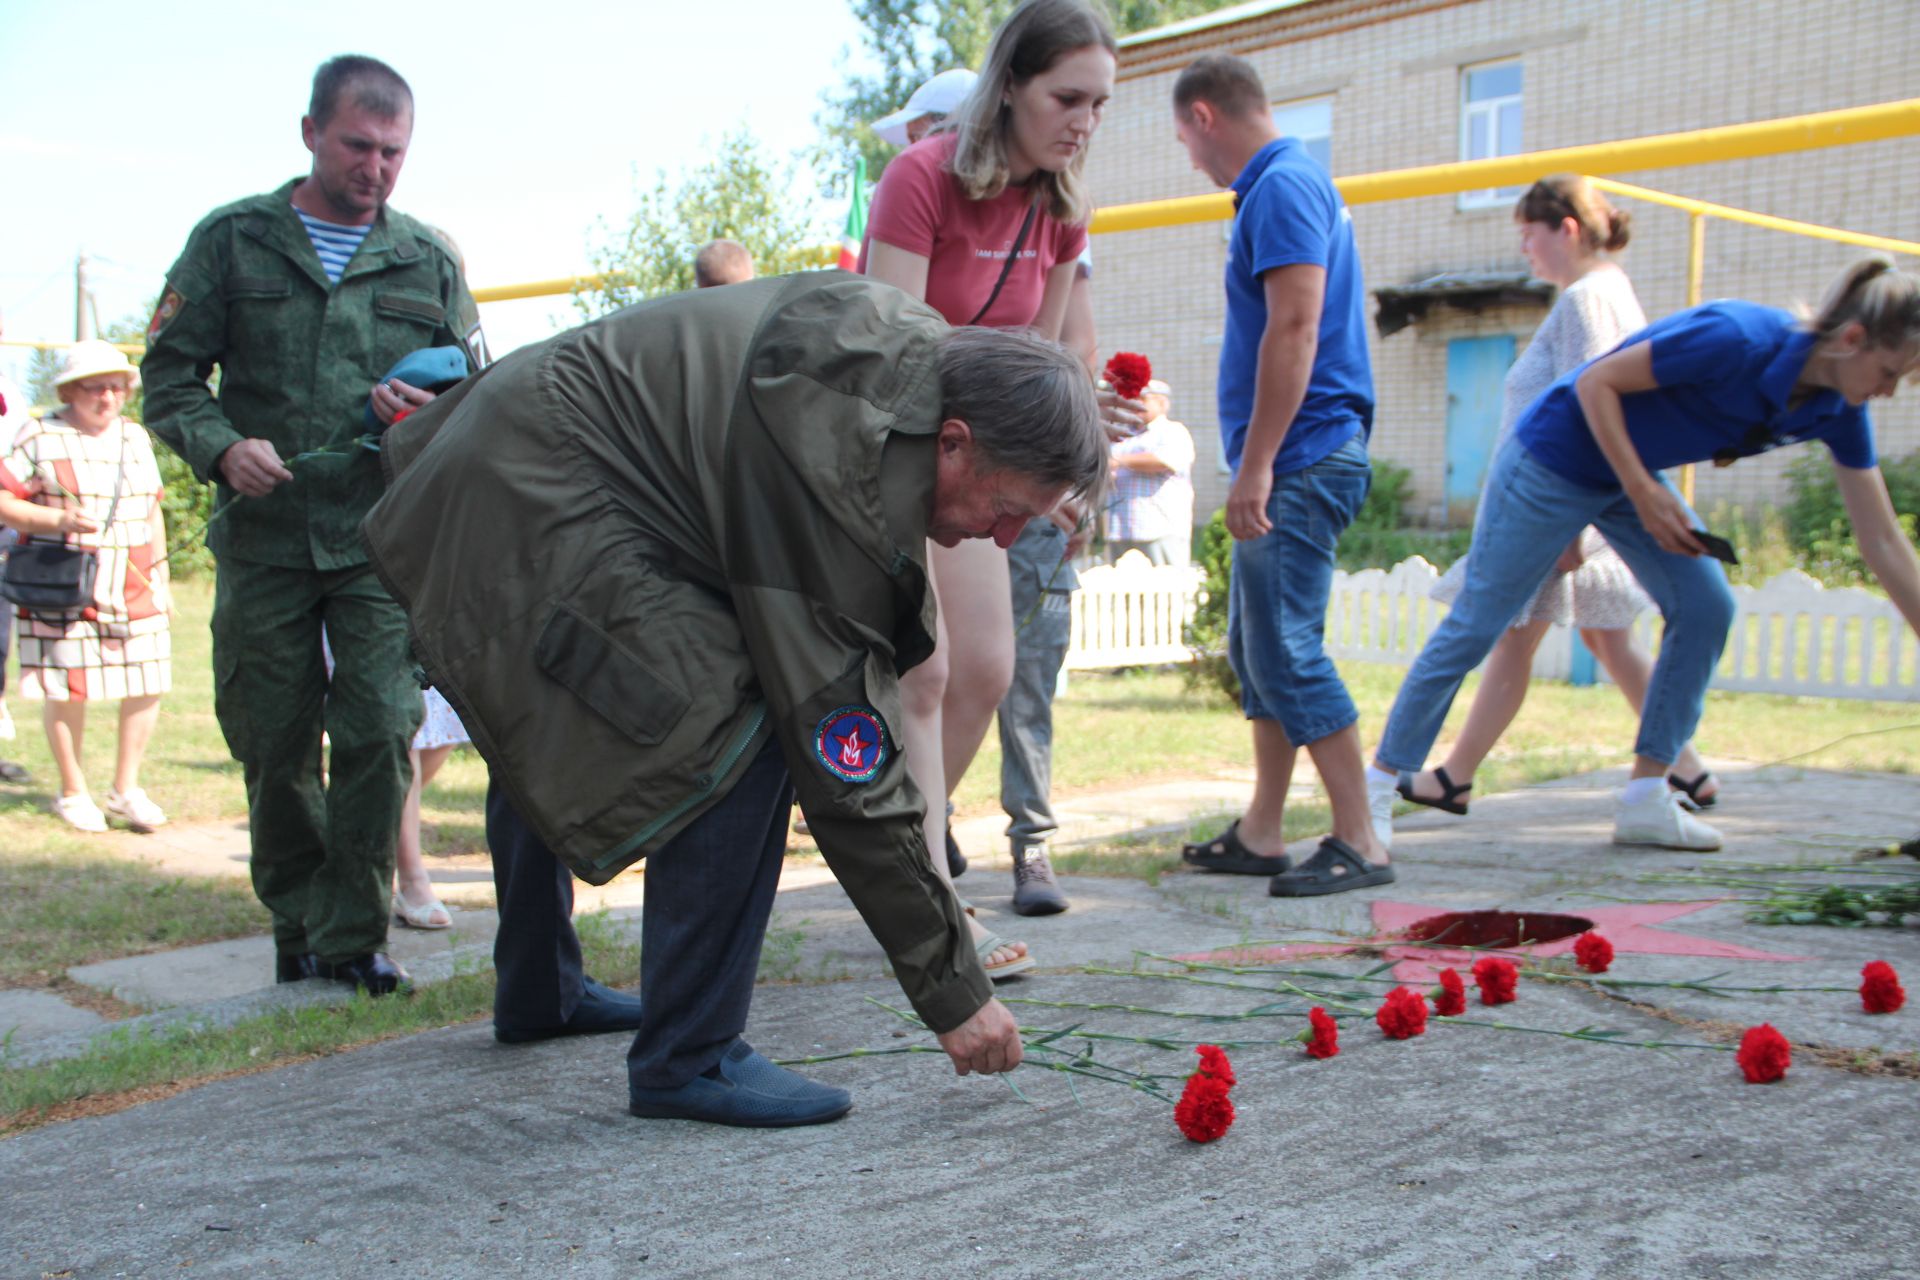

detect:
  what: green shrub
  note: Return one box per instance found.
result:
[1183,508,1239,703]
[151,438,216,581]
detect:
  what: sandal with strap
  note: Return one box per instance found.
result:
[393,890,453,930]
[977,930,1035,981]
[1396,766,1472,816]
[1180,819,1292,875]
[1667,772,1719,811]
[1267,837,1397,898]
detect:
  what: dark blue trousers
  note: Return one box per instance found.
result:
[484,740,794,1089]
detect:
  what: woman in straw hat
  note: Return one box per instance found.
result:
[0,339,172,832]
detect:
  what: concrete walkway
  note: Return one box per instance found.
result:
[4,763,1919,1277]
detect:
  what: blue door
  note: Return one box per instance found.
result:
[1444,335,1516,526]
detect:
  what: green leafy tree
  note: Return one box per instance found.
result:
[96,311,219,580]
[25,347,62,410]
[574,129,823,318]
[813,0,1238,197]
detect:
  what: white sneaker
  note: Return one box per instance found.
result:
[104,786,168,832]
[1613,786,1721,851]
[54,793,108,833]
[1366,777,1396,853]
[0,701,15,741]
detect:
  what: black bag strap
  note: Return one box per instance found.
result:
[966,198,1039,327]
[99,424,129,532]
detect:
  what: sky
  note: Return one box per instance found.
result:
[0,0,874,385]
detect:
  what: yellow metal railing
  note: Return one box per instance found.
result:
[8,98,1916,350]
[1577,177,1920,502]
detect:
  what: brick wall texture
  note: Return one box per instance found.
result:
[1084,0,1920,526]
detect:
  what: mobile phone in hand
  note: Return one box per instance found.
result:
[1691,529,1740,565]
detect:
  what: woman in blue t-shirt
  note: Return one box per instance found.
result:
[1370,257,1920,851]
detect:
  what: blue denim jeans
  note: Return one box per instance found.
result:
[1227,434,1372,744]
[1376,439,1735,772]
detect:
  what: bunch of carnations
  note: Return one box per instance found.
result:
[1103,351,1152,401]
[1174,1043,1236,1143]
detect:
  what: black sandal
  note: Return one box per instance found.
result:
[0,760,28,784]
[1668,772,1719,811]
[1181,820,1292,875]
[1267,837,1396,898]
[1396,765,1471,815]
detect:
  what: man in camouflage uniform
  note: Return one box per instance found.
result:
[143,56,487,995]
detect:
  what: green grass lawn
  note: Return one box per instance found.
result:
[5,577,1920,990]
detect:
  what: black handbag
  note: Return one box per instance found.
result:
[0,427,126,624]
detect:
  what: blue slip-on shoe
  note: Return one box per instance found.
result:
[495,977,644,1044]
[628,1039,853,1128]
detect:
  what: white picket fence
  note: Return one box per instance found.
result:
[1066,553,1205,669]
[1067,552,1920,703]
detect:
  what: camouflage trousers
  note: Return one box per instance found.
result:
[212,558,421,963]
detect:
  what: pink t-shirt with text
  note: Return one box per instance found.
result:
[857,133,1088,330]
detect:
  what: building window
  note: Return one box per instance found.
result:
[1458,60,1523,209]
[1273,95,1333,172]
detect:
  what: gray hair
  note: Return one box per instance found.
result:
[693,239,755,288]
[937,326,1104,497]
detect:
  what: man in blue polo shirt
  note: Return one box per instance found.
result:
[1171,53,1393,897]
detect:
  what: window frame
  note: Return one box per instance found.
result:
[1272,93,1334,174]
[1457,58,1524,210]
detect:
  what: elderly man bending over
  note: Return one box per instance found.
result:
[364,272,1104,1127]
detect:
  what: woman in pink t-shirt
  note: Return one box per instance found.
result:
[860,0,1115,978]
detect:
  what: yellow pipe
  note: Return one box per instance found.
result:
[1089,97,1920,234]
[1680,213,1706,506]
[1590,176,1920,258]
[0,339,144,355]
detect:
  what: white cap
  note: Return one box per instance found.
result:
[870,69,978,147]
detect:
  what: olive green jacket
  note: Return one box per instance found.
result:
[362,273,990,1034]
[143,180,482,570]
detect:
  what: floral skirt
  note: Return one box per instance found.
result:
[1429,526,1651,630]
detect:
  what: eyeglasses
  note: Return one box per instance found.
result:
[72,379,130,397]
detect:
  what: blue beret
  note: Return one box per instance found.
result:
[365,345,472,430]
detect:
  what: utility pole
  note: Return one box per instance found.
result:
[75,252,93,341]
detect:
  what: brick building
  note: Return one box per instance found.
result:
[1084,0,1920,530]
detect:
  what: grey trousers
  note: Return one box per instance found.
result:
[999,522,1077,850]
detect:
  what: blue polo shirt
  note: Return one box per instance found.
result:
[1218,137,1373,477]
[1517,300,1876,489]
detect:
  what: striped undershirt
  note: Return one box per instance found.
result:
[293,208,373,283]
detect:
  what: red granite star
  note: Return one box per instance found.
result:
[1176,899,1808,983]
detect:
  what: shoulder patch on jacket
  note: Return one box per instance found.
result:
[147,289,184,340]
[814,706,888,784]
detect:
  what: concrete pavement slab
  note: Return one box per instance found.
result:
[0,990,104,1042]
[3,972,1916,1278]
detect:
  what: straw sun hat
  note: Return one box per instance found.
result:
[54,339,140,390]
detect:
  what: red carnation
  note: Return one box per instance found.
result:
[1194,1043,1236,1087]
[1573,932,1614,974]
[1432,968,1466,1017]
[1174,1073,1235,1142]
[1861,961,1906,1014]
[1472,955,1519,1006]
[1305,1006,1340,1059]
[1736,1023,1791,1083]
[1375,986,1429,1039]
[1103,351,1152,400]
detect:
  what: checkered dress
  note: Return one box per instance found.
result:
[0,414,172,701]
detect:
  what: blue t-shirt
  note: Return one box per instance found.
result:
[1516,300,1876,489]
[1218,137,1373,477]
